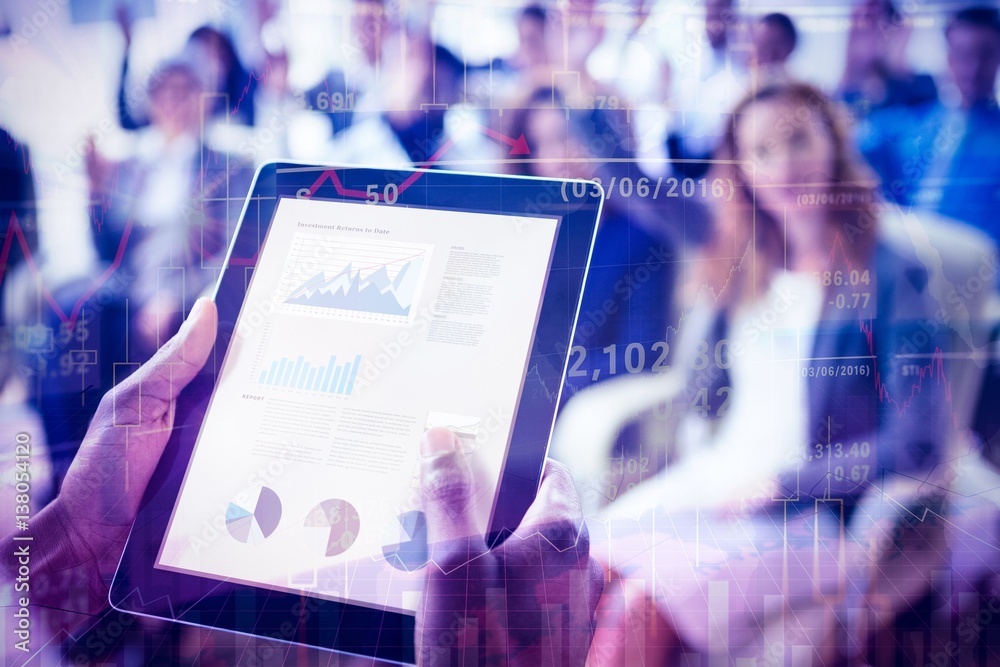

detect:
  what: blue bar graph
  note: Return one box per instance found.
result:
[322,356,336,391]
[337,362,351,393]
[257,353,363,396]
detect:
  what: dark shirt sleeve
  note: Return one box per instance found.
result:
[117,50,148,131]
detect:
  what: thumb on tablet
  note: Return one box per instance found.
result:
[134,296,218,408]
[60,298,218,538]
[420,428,481,549]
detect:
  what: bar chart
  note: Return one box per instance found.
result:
[257,353,363,396]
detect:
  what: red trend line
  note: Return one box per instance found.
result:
[1,211,133,328]
[472,125,530,155]
[416,132,463,166]
[230,59,272,120]
[3,133,31,175]
[228,123,530,266]
[228,255,258,267]
[825,230,955,420]
[308,126,528,200]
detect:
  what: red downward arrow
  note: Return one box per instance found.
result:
[475,125,530,156]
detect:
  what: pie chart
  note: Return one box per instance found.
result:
[382,510,429,571]
[303,499,361,557]
[226,486,282,545]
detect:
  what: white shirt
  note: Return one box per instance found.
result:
[604,271,825,518]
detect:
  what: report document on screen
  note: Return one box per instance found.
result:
[156,196,560,614]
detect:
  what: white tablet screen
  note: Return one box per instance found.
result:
[156,196,559,614]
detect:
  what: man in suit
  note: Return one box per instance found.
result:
[91,58,254,363]
[862,6,1000,244]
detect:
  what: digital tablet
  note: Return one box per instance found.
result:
[109,163,603,664]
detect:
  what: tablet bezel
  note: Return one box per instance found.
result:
[109,162,603,664]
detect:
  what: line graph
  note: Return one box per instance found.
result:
[300,123,527,202]
[1,212,133,328]
[278,234,431,325]
[225,123,529,269]
[822,230,956,421]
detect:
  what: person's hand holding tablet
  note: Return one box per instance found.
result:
[418,428,603,665]
[105,164,605,662]
[3,299,602,664]
[2,297,218,653]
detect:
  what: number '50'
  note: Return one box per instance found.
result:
[366,184,399,204]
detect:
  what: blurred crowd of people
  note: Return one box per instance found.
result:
[2,0,1000,663]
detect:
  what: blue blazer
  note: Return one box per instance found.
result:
[685,241,968,508]
[860,100,1000,243]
